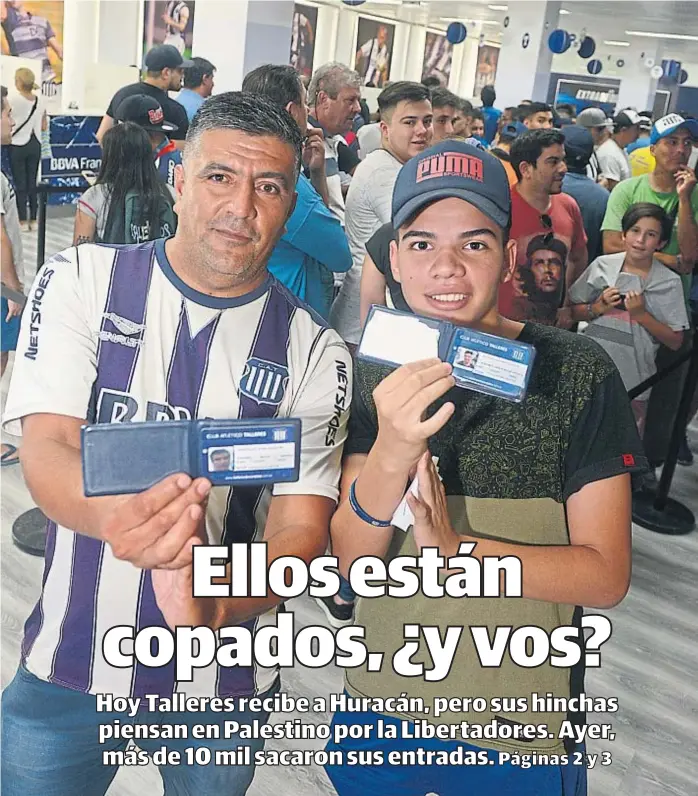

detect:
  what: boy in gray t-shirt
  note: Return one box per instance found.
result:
[569,203,689,435]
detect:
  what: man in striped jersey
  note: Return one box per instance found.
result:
[1,1,63,87]
[1,92,351,795]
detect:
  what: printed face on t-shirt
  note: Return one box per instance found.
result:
[529,248,563,293]
[511,234,570,324]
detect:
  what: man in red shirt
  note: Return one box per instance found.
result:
[500,129,587,327]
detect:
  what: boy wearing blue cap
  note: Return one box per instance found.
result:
[325,140,646,795]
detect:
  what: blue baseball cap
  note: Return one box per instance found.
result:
[391,140,511,231]
[499,121,527,142]
[650,113,698,145]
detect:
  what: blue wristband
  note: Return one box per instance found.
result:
[348,479,393,528]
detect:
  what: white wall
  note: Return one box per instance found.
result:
[97,0,140,68]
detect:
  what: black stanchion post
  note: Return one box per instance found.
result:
[632,341,698,535]
[37,185,48,270]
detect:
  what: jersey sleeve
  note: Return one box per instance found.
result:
[601,180,632,232]
[563,368,648,500]
[274,330,353,502]
[77,185,102,220]
[2,249,98,437]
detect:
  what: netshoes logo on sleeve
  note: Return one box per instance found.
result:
[416,151,484,184]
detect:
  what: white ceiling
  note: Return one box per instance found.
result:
[327,1,698,60]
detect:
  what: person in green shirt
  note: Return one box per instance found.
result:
[601,113,698,471]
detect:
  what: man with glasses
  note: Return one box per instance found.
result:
[499,129,588,327]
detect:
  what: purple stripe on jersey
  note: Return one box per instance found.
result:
[48,244,155,691]
[132,300,220,699]
[21,520,56,663]
[219,284,294,697]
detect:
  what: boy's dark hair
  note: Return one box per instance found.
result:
[242,64,303,110]
[186,91,303,177]
[421,76,442,90]
[183,57,216,89]
[622,202,673,245]
[519,101,552,120]
[377,81,431,118]
[0,85,7,109]
[510,128,565,179]
[430,86,459,110]
[470,108,484,122]
[480,85,496,107]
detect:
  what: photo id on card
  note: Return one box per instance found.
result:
[82,418,302,496]
[357,306,536,403]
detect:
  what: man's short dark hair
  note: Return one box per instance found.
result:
[459,98,474,115]
[211,449,230,459]
[470,108,484,122]
[242,64,303,109]
[510,129,565,179]
[0,85,7,110]
[183,57,216,89]
[621,202,673,244]
[377,81,430,118]
[555,103,576,119]
[520,102,552,120]
[185,91,303,177]
[421,76,442,90]
[430,87,459,110]
[481,85,496,107]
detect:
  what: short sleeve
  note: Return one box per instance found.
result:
[105,87,122,118]
[568,265,598,305]
[601,181,631,232]
[77,185,102,220]
[564,368,648,500]
[343,372,379,457]
[167,100,189,140]
[568,197,588,254]
[365,223,394,276]
[45,19,56,39]
[274,330,353,503]
[3,249,98,436]
[647,275,690,331]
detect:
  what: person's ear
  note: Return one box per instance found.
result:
[173,163,185,212]
[501,237,517,284]
[389,237,401,283]
[379,119,389,140]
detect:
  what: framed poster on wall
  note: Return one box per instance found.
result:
[422,31,453,87]
[143,1,195,61]
[1,0,64,111]
[473,44,499,97]
[290,3,317,80]
[354,17,394,88]
[552,77,620,116]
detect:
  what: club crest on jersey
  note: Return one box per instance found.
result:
[240,358,289,405]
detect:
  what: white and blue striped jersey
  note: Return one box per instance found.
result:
[3,239,352,700]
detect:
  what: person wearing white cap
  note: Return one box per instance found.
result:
[602,112,698,472]
[595,109,642,190]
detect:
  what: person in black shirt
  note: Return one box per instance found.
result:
[96,44,192,146]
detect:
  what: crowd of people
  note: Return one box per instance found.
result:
[0,42,697,796]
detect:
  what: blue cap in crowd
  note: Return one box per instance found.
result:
[499,121,527,142]
[392,140,511,231]
[650,113,698,145]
